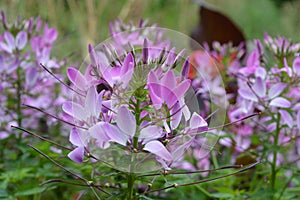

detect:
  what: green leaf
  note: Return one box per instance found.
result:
[139,195,156,200]
[210,192,234,199]
[15,187,45,196]
[0,188,8,198]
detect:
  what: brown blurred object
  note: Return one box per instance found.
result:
[191,3,246,51]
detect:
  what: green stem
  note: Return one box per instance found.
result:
[133,98,141,149]
[271,112,281,198]
[127,173,135,200]
[16,67,22,139]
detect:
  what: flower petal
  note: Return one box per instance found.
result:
[139,125,163,144]
[170,102,182,130]
[268,83,286,99]
[121,53,134,87]
[68,146,84,163]
[25,67,38,89]
[181,57,190,79]
[252,77,266,98]
[269,97,291,108]
[104,123,129,146]
[144,140,172,161]
[173,79,191,100]
[292,57,300,76]
[117,106,136,137]
[85,86,97,116]
[67,67,87,91]
[297,111,300,130]
[62,101,86,121]
[69,127,85,146]
[238,88,258,102]
[89,122,111,148]
[45,28,57,43]
[279,110,294,128]
[4,31,15,51]
[16,31,28,50]
[161,70,176,90]
[190,112,208,129]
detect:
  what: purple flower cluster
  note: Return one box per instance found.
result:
[0,12,61,139]
[62,20,209,171]
[183,34,300,174]
[221,34,300,166]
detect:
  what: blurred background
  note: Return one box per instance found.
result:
[1,0,299,63]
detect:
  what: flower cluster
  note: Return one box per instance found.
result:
[0,12,62,139]
[219,34,300,167]
[62,21,210,172]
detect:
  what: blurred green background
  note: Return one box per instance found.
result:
[1,0,299,62]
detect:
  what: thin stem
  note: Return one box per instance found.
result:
[40,63,85,97]
[145,161,260,194]
[12,125,72,151]
[23,104,88,130]
[271,113,281,198]
[16,67,22,139]
[138,164,243,177]
[28,144,110,197]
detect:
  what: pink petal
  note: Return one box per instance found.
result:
[279,110,293,128]
[173,79,191,100]
[45,28,57,43]
[121,53,134,75]
[69,128,85,146]
[104,123,129,146]
[0,42,11,53]
[147,70,159,84]
[297,111,300,130]
[88,44,97,67]
[4,31,15,51]
[170,102,182,130]
[139,125,163,144]
[255,67,266,79]
[25,67,38,89]
[283,58,292,77]
[117,106,136,137]
[121,53,134,88]
[269,97,291,108]
[268,83,286,99]
[68,146,84,163]
[142,38,148,64]
[252,77,266,98]
[238,88,258,102]
[62,101,86,121]
[246,50,259,68]
[85,86,97,116]
[89,122,111,148]
[67,67,87,91]
[190,112,208,130]
[16,31,27,50]
[144,140,172,161]
[181,57,190,79]
[161,70,176,89]
[292,57,300,76]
